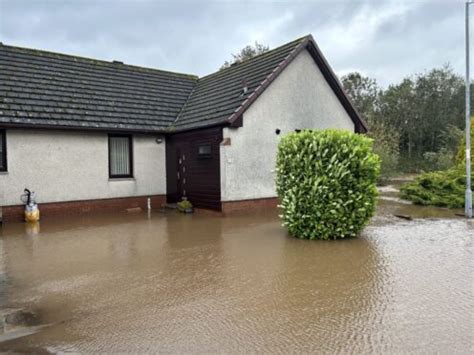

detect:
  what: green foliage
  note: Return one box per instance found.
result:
[220,42,269,70]
[422,149,455,171]
[342,66,469,173]
[177,199,193,210]
[341,73,399,180]
[368,121,400,179]
[441,124,465,154]
[341,72,379,118]
[375,145,399,179]
[400,167,468,208]
[417,124,464,171]
[400,119,472,208]
[380,65,465,162]
[456,118,474,166]
[276,130,381,240]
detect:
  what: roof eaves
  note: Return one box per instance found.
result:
[166,119,229,134]
[0,121,168,134]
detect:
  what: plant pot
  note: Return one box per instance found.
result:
[178,206,194,213]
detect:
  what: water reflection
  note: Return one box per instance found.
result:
[25,222,40,238]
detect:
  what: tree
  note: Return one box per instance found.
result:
[341,72,379,125]
[379,78,417,159]
[380,65,465,162]
[220,42,269,70]
[342,72,400,178]
[343,65,468,172]
[411,65,464,154]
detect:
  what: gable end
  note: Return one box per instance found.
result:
[227,35,368,133]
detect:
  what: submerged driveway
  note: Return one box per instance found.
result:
[0,192,473,352]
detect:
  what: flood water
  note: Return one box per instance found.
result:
[0,187,473,352]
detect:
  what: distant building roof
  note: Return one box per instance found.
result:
[0,35,367,133]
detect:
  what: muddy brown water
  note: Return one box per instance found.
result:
[0,187,473,352]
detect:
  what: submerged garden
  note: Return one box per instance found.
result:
[1,45,473,353]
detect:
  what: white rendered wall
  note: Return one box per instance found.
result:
[220,49,355,202]
[0,129,166,206]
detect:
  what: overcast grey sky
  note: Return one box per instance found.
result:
[0,0,465,86]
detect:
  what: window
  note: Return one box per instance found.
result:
[108,134,133,178]
[0,129,6,172]
[198,144,212,158]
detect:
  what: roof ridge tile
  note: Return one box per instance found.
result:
[1,43,198,79]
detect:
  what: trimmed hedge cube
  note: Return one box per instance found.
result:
[276,129,380,240]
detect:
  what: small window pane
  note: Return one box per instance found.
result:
[198,144,211,158]
[109,135,132,177]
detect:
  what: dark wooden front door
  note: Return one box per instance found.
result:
[166,127,223,210]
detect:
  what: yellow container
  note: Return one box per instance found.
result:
[25,208,40,222]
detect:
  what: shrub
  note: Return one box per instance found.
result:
[456,118,473,166]
[276,129,381,240]
[400,119,472,208]
[419,124,464,172]
[400,167,468,208]
[422,148,455,171]
[177,198,193,211]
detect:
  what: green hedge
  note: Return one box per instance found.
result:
[276,130,380,240]
[400,167,468,208]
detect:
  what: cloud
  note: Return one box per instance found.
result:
[0,0,467,86]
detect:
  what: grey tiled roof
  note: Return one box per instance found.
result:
[0,35,366,133]
[0,45,197,131]
[172,36,306,130]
